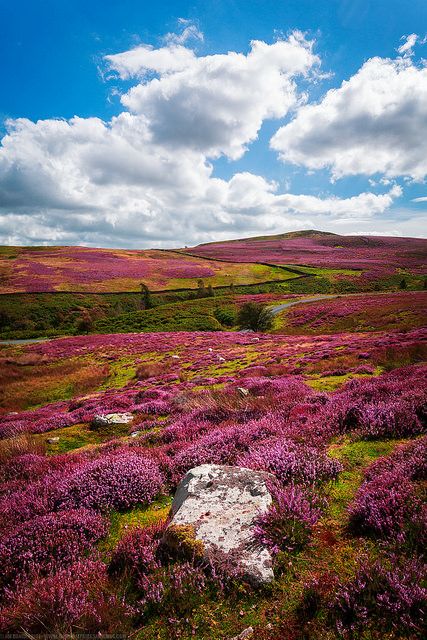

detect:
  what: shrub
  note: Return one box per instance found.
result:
[238,438,343,486]
[109,523,165,587]
[0,559,131,633]
[214,306,237,327]
[0,509,107,592]
[237,302,274,332]
[348,471,413,538]
[332,555,427,637]
[56,451,163,512]
[348,437,427,541]
[138,561,208,614]
[254,485,321,554]
[170,416,286,483]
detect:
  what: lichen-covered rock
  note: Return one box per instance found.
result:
[91,412,133,428]
[165,464,274,584]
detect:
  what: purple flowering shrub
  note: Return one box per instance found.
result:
[109,522,165,586]
[0,559,131,633]
[364,436,427,481]
[0,509,106,593]
[315,365,427,440]
[0,328,426,633]
[56,451,163,512]
[254,485,321,554]
[138,561,209,616]
[168,415,287,483]
[348,437,427,544]
[332,555,427,637]
[238,439,343,486]
[0,454,84,534]
[348,472,413,539]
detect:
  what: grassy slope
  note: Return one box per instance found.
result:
[273,291,427,335]
[0,246,296,294]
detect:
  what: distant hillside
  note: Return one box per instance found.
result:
[187,230,427,278]
[0,231,425,294]
[0,246,294,294]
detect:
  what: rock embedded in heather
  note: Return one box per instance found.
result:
[164,464,275,585]
[237,387,250,398]
[91,412,134,428]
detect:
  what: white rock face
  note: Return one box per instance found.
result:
[91,412,134,428]
[167,464,274,584]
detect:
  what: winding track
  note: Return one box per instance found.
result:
[268,294,338,316]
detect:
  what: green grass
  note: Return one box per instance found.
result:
[98,356,138,389]
[306,372,374,392]
[100,496,172,554]
[281,265,363,279]
[326,439,405,522]
[35,420,134,453]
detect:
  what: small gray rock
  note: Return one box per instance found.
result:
[237,387,250,398]
[165,464,274,585]
[91,412,134,428]
[229,628,254,640]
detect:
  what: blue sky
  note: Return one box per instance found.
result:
[0,0,426,247]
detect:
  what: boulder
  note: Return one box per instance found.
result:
[91,412,134,428]
[164,464,274,584]
[47,437,60,444]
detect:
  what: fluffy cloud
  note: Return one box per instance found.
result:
[0,109,402,246]
[113,32,319,160]
[0,32,416,248]
[105,45,197,79]
[271,53,427,182]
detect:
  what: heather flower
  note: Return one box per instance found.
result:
[0,559,131,632]
[56,451,163,512]
[348,437,427,541]
[254,485,321,554]
[109,522,165,587]
[348,471,413,538]
[0,509,107,592]
[169,415,286,482]
[332,555,427,637]
[238,438,343,486]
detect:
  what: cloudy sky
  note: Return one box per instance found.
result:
[0,0,426,248]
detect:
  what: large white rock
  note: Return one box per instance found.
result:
[166,464,274,584]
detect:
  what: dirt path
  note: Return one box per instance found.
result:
[0,338,50,345]
[269,294,338,316]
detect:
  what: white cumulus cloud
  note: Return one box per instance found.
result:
[113,32,319,159]
[271,52,427,182]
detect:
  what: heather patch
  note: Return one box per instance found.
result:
[0,325,425,637]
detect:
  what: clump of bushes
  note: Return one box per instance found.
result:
[0,559,130,633]
[254,485,321,554]
[109,522,164,587]
[332,555,426,637]
[237,302,274,332]
[56,451,164,512]
[348,437,427,545]
[238,438,343,486]
[0,509,106,593]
